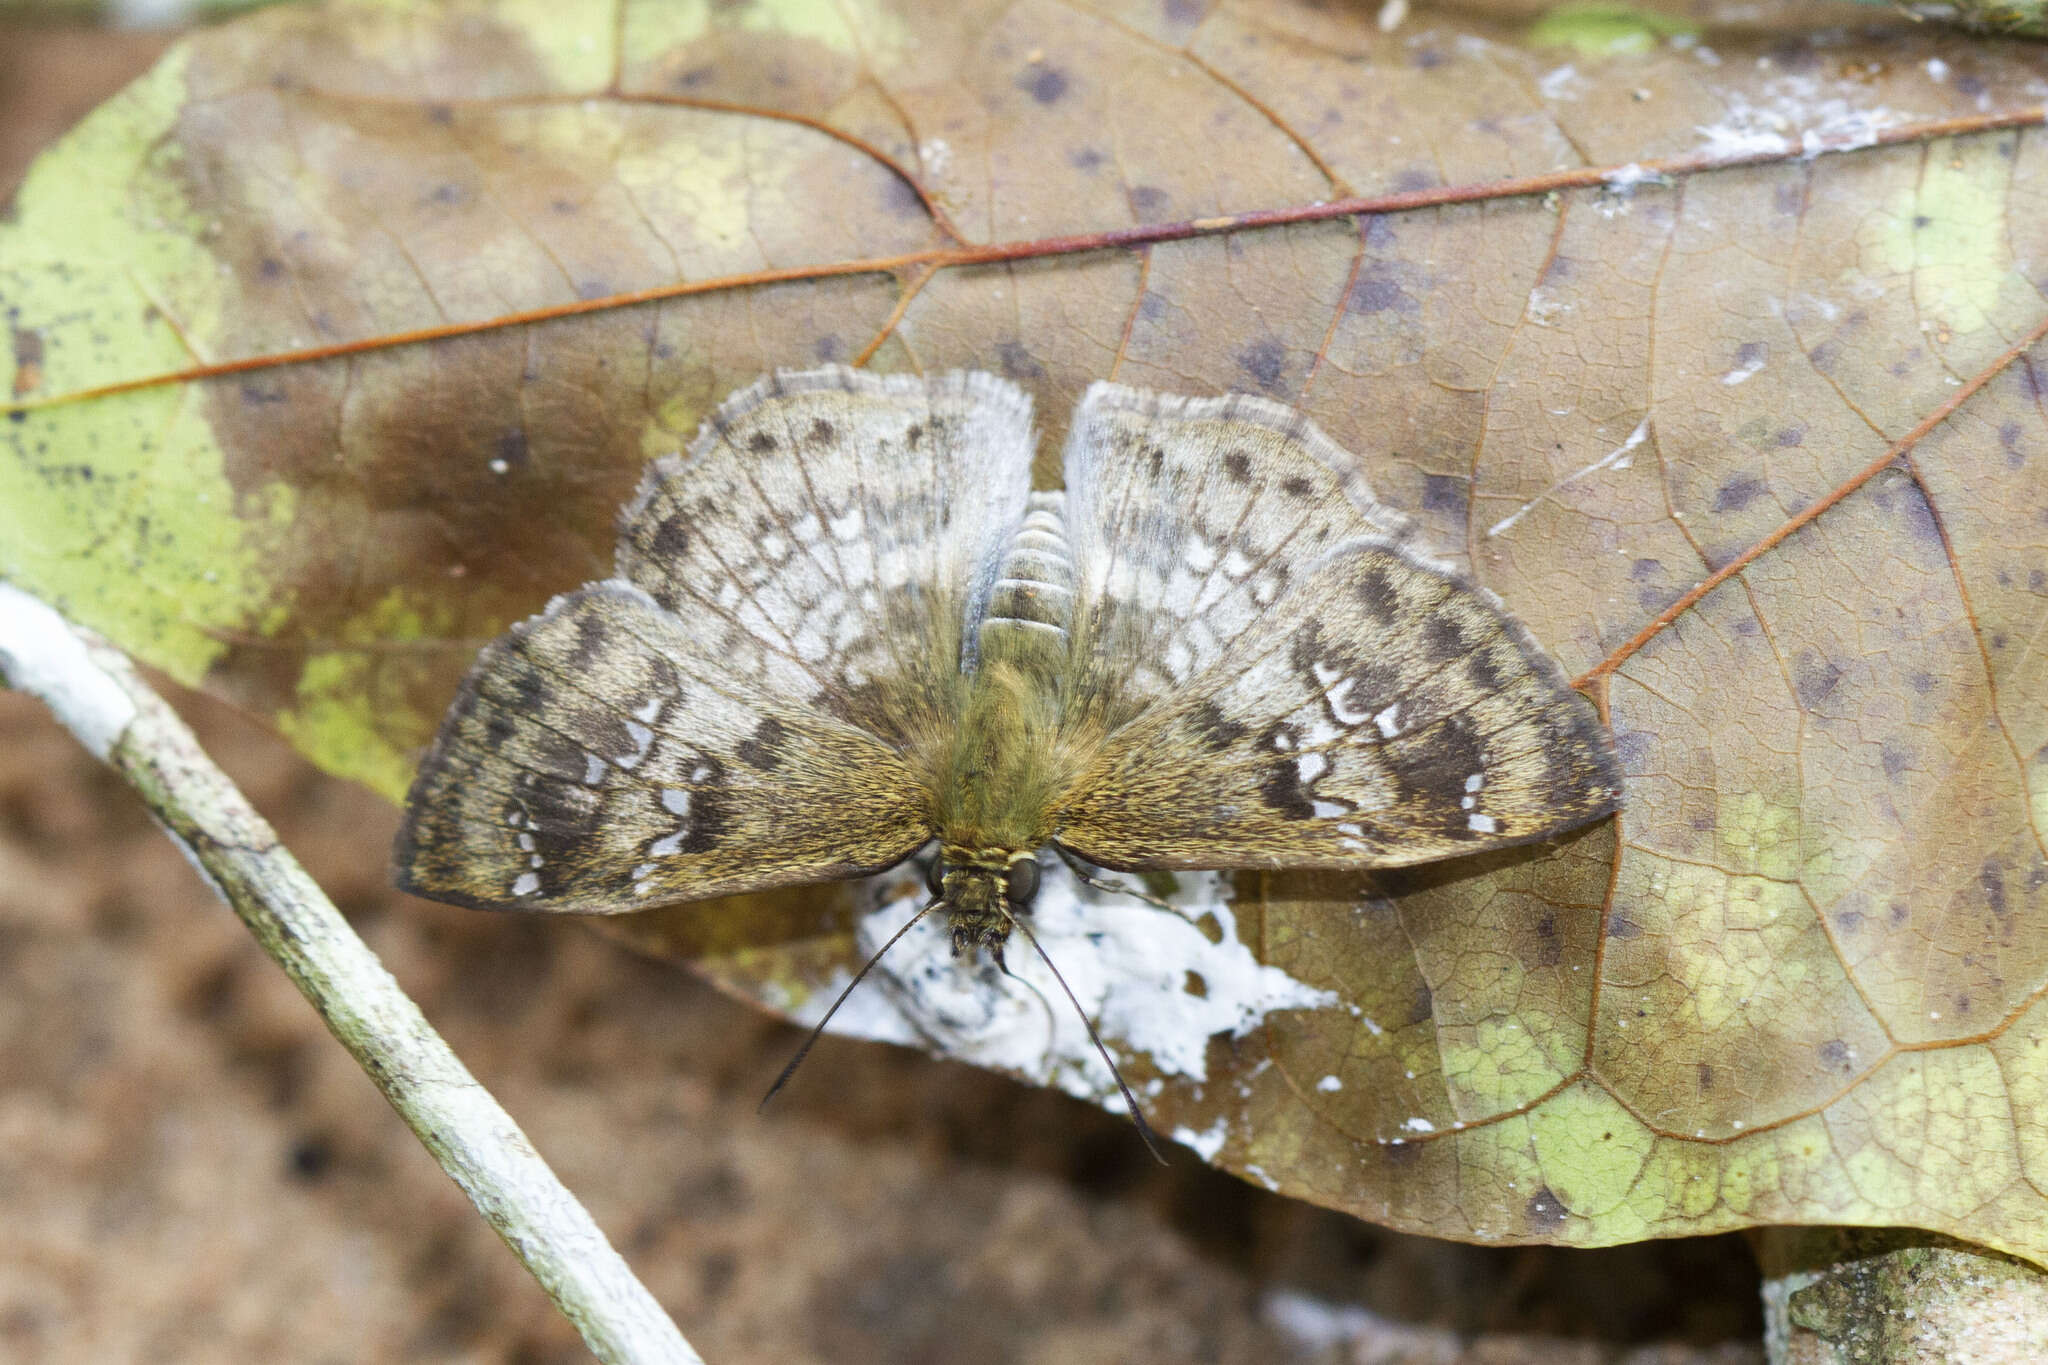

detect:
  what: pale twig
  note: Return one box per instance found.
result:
[0,582,701,1365]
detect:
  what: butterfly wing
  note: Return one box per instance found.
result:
[1051,384,1620,871]
[395,367,1036,912]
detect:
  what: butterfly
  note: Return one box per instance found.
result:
[392,366,1622,1127]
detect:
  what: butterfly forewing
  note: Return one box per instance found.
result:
[395,367,1037,912]
[1051,394,1621,871]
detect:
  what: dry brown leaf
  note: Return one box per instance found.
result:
[3,0,2046,1261]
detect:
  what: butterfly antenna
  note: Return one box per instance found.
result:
[1007,914,1171,1166]
[759,896,939,1112]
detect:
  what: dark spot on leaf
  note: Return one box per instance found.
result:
[1408,983,1433,1025]
[1187,699,1247,751]
[1793,651,1843,710]
[811,334,844,362]
[1895,481,1942,545]
[1524,1187,1568,1231]
[1349,266,1417,315]
[1235,338,1287,393]
[1889,900,1910,927]
[1413,47,1444,68]
[1607,915,1642,939]
[736,716,786,772]
[1068,146,1103,172]
[1834,909,1865,934]
[1909,670,1936,694]
[1018,63,1069,104]
[1980,860,2007,915]
[1393,168,1434,194]
[1879,738,1913,780]
[1421,473,1467,517]
[1714,474,1767,512]
[426,104,454,125]
[1818,1038,1851,1069]
[1808,341,1839,373]
[1630,557,1662,581]
[1612,730,1652,768]
[995,339,1044,380]
[1912,214,1933,230]
[1775,426,1805,447]
[1130,185,1171,221]
[2031,569,2046,593]
[1697,1062,1714,1092]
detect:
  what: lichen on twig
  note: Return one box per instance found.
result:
[0,581,701,1365]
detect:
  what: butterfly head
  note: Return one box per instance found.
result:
[926,847,1042,965]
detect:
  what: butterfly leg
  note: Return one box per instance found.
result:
[1053,845,1199,924]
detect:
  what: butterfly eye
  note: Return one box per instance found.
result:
[925,859,947,897]
[1003,858,1041,906]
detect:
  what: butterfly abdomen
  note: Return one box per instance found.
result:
[975,491,1075,678]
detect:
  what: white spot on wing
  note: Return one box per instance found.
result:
[1468,812,1499,834]
[1373,703,1402,737]
[512,871,541,897]
[1326,680,1373,726]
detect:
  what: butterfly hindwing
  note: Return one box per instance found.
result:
[1055,383,1416,739]
[615,367,1034,750]
[1052,391,1621,871]
[395,367,1037,911]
